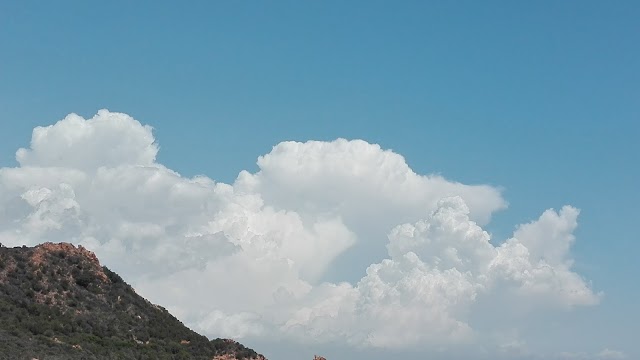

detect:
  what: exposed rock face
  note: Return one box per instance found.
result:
[31,242,102,269]
[0,242,266,359]
[1,242,111,307]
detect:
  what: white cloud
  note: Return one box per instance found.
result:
[16,109,157,171]
[0,110,601,355]
[595,349,627,359]
[556,349,627,360]
[490,206,601,308]
[277,196,599,349]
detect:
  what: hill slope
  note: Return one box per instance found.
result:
[0,242,266,360]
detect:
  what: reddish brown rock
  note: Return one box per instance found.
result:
[30,242,108,282]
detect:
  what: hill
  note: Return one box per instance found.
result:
[0,242,266,360]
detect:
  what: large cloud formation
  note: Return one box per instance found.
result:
[0,111,600,354]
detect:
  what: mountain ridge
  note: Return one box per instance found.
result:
[0,241,268,360]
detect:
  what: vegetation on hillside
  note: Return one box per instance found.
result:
[0,242,263,360]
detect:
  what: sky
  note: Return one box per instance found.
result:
[0,1,638,359]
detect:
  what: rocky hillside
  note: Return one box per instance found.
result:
[0,242,266,360]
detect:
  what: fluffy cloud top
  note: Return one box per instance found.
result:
[0,110,600,355]
[16,110,157,171]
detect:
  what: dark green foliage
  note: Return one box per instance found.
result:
[104,266,124,284]
[74,270,94,288]
[0,244,265,360]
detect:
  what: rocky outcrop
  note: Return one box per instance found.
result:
[31,242,109,282]
[0,242,266,359]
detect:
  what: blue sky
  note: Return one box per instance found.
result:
[1,1,638,359]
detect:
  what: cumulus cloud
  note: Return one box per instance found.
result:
[16,109,157,171]
[0,110,601,354]
[277,197,599,349]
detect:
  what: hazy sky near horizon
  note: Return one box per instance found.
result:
[1,1,638,359]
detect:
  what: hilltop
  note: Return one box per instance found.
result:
[0,242,266,360]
